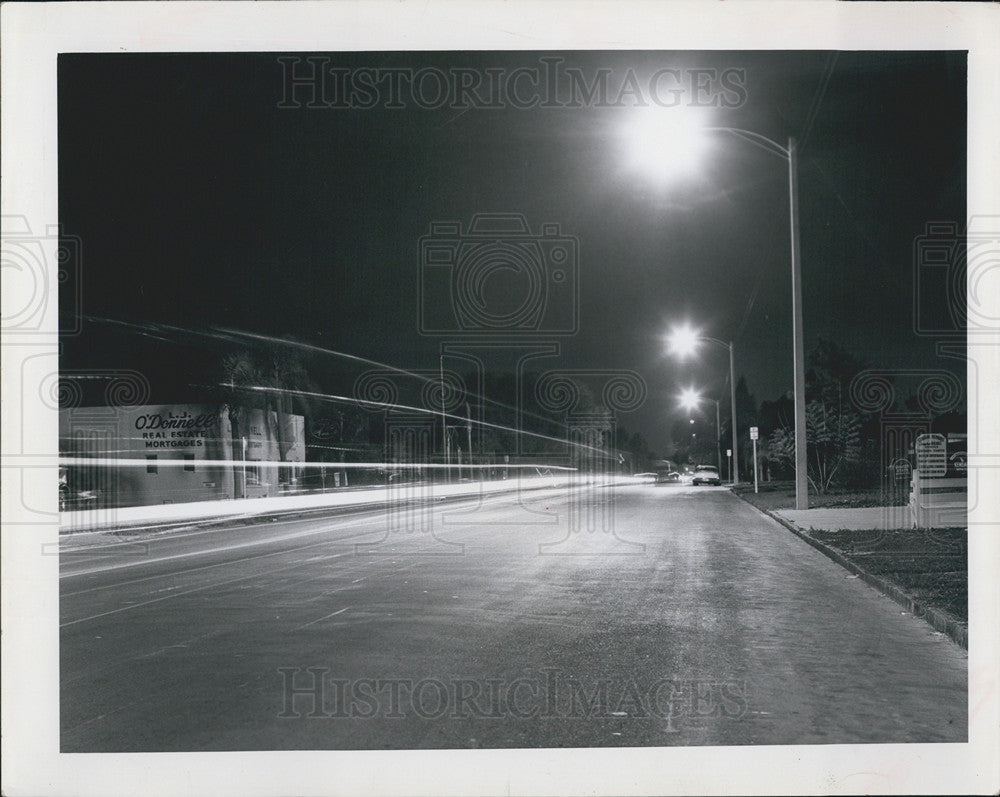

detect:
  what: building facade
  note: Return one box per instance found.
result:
[60,403,305,508]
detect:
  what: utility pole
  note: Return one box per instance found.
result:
[440,355,449,483]
[466,402,474,481]
[715,399,722,475]
[729,341,739,485]
[789,137,808,509]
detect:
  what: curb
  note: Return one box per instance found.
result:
[732,491,968,651]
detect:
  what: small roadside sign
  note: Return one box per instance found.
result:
[915,433,946,477]
[749,426,758,440]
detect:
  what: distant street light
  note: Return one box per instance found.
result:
[628,109,808,509]
[677,387,724,480]
[678,386,701,412]
[668,324,738,485]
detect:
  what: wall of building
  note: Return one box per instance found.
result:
[229,407,305,499]
[60,404,304,508]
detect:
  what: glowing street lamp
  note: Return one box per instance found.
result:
[668,324,739,485]
[678,385,701,411]
[667,324,702,359]
[623,106,711,182]
[630,109,808,508]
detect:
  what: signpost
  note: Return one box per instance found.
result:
[749,426,759,493]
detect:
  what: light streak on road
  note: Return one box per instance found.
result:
[57,457,578,471]
[57,472,620,533]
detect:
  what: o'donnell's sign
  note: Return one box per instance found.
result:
[134,410,219,449]
[61,403,306,508]
[60,403,232,507]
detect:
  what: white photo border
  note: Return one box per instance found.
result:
[2,2,998,795]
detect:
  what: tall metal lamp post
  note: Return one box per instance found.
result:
[628,112,808,509]
[714,130,807,510]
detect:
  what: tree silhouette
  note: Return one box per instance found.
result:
[219,343,317,488]
[765,338,866,493]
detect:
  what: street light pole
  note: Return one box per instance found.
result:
[440,355,450,483]
[714,398,722,476]
[727,341,739,485]
[466,402,474,481]
[702,127,806,507]
[788,137,809,509]
[634,120,809,508]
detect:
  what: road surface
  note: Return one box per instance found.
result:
[60,483,967,751]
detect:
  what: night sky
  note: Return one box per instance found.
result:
[58,50,966,446]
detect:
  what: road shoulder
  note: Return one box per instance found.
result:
[732,490,968,650]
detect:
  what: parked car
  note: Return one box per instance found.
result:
[663,471,681,483]
[634,472,659,483]
[691,465,721,486]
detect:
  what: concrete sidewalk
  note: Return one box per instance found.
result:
[757,501,966,649]
[773,505,910,532]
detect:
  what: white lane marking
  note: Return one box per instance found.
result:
[61,548,345,628]
[61,544,351,599]
[58,502,398,549]
[63,551,426,627]
[63,505,451,598]
[59,515,387,579]
[295,607,350,629]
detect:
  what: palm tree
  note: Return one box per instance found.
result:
[220,350,263,498]
[220,343,319,493]
[262,345,313,464]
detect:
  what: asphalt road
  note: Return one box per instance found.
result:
[60,483,967,751]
